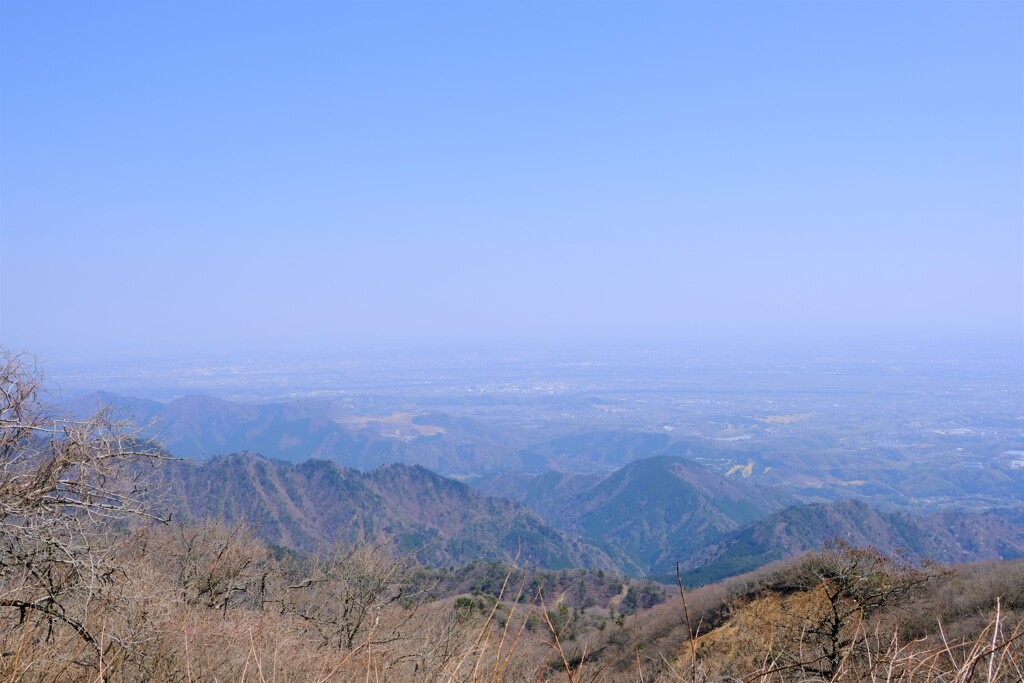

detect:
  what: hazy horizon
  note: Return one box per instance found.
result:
[2,2,1022,359]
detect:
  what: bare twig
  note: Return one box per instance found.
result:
[676,561,698,683]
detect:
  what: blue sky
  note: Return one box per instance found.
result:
[2,1,1021,358]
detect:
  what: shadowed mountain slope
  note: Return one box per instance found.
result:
[566,455,783,575]
[681,499,1024,585]
[475,455,786,576]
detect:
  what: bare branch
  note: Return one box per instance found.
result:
[0,349,169,672]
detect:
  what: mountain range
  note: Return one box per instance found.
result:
[69,392,550,473]
[157,451,1024,584]
[65,391,1024,583]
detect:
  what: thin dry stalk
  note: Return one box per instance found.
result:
[987,597,1001,682]
[675,561,697,683]
[539,589,587,683]
[446,559,521,682]
[488,570,534,682]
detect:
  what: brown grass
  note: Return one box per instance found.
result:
[1,522,1021,682]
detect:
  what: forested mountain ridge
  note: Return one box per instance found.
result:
[161,452,613,570]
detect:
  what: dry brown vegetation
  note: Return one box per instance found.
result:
[2,351,1022,682]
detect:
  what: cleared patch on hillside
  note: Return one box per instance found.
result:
[338,412,447,440]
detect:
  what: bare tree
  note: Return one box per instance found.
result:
[0,350,167,662]
[772,540,943,679]
[163,519,272,611]
[277,542,419,650]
